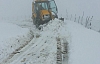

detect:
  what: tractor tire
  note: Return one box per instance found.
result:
[33,17,36,25]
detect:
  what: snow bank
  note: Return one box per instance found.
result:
[37,19,70,64]
[1,17,100,64]
[5,19,67,64]
[40,19,70,39]
[65,20,100,64]
[0,21,33,62]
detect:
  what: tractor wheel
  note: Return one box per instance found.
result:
[36,20,40,28]
[33,17,36,25]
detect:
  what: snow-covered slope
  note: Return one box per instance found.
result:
[64,20,100,64]
[55,0,100,32]
[0,0,100,64]
[0,20,34,63]
[0,19,68,64]
[0,17,100,64]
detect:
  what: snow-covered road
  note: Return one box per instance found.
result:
[2,33,57,64]
[1,18,100,64]
[0,20,34,63]
[0,19,68,64]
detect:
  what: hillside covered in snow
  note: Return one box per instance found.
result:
[0,0,100,64]
[0,18,100,64]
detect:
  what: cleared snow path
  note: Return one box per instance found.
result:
[1,34,56,64]
[0,19,69,64]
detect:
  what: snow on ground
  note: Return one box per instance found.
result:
[91,20,100,31]
[1,0,100,64]
[0,19,69,64]
[40,19,70,38]
[8,32,57,64]
[65,20,100,64]
[55,0,100,33]
[0,20,34,63]
[0,20,64,64]
[0,17,100,64]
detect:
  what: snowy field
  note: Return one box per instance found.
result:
[65,20,100,64]
[0,18,100,64]
[0,0,100,64]
[0,19,68,64]
[0,20,34,63]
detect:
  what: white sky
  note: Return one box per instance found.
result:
[0,0,33,18]
[0,0,100,20]
[55,0,100,20]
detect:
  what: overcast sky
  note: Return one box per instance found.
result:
[0,0,33,18]
[55,0,100,20]
[0,0,100,20]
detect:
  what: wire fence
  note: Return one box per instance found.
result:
[65,11,100,33]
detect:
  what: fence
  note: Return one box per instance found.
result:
[65,11,100,33]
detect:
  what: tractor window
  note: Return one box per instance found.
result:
[35,3,39,11]
[50,0,58,14]
[36,2,49,10]
[41,2,48,10]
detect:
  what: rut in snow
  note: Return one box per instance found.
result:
[0,34,34,64]
[56,37,62,64]
[56,37,69,64]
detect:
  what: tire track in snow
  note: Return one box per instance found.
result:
[9,35,54,64]
[0,34,34,64]
[29,37,57,64]
[56,37,69,64]
[0,34,38,64]
[43,38,57,64]
[56,37,62,64]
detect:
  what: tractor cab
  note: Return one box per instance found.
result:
[35,1,50,18]
[32,0,58,27]
[35,1,49,11]
[35,0,58,13]
[35,0,58,17]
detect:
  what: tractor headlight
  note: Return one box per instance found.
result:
[43,14,50,20]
